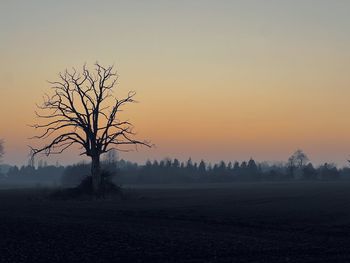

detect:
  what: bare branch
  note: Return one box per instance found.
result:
[30,63,151,160]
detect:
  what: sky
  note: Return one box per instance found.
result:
[1,0,350,166]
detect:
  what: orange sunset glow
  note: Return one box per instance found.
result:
[1,1,350,166]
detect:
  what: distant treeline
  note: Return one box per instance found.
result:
[116,158,348,184]
[1,156,350,186]
[0,164,64,186]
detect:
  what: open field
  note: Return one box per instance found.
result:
[1,181,350,262]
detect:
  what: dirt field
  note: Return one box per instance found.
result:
[1,181,350,262]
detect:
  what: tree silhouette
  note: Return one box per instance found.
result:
[247,158,259,180]
[287,149,309,178]
[198,160,206,174]
[30,63,151,195]
[292,149,309,168]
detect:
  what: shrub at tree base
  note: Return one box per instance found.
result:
[51,170,122,200]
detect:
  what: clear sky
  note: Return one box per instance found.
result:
[1,0,350,166]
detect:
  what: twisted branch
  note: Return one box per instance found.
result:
[30,63,151,158]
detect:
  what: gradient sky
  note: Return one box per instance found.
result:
[1,0,350,166]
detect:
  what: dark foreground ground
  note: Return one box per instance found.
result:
[1,182,350,262]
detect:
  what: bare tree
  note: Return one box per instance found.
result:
[289,149,309,168]
[287,149,309,179]
[30,63,151,195]
[293,149,309,168]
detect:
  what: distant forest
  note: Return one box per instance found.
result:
[0,150,349,186]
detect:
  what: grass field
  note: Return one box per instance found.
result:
[1,181,350,262]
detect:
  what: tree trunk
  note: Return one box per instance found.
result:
[91,154,101,196]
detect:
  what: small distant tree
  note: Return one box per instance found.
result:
[293,149,309,168]
[198,160,206,174]
[288,149,309,179]
[30,63,151,195]
[172,158,180,169]
[247,158,259,180]
[186,158,194,173]
[0,139,4,162]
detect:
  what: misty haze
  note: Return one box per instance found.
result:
[1,1,350,262]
